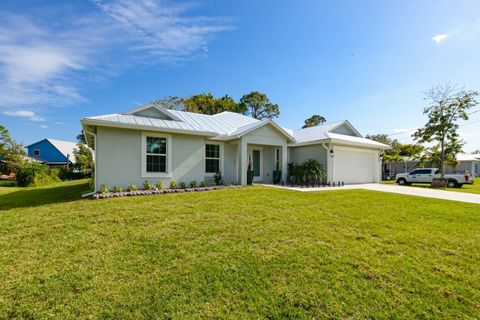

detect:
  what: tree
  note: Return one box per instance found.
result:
[0,125,26,172]
[152,96,184,110]
[76,130,86,144]
[73,143,94,174]
[473,149,480,154]
[302,115,326,128]
[182,93,215,115]
[365,134,393,146]
[215,95,245,114]
[413,85,478,178]
[239,91,280,120]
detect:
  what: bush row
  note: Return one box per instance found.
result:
[99,179,224,195]
[92,185,240,199]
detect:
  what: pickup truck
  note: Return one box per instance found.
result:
[395,168,474,188]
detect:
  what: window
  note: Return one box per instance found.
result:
[146,137,167,173]
[417,169,431,174]
[33,149,40,156]
[205,144,220,173]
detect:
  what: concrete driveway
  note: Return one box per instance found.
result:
[263,183,480,205]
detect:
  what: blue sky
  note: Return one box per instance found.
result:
[1,0,479,151]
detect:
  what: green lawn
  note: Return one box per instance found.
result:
[1,180,479,319]
[383,178,480,194]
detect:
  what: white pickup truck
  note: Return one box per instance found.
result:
[395,168,474,188]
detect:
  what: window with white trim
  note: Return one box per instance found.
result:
[205,144,220,173]
[33,149,40,156]
[146,137,167,173]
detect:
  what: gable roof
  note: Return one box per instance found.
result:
[293,120,361,143]
[292,120,389,149]
[218,119,295,142]
[26,138,79,163]
[81,106,389,149]
[124,103,183,121]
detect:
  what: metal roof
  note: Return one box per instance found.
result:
[457,154,480,161]
[82,107,389,149]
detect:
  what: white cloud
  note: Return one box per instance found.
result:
[2,109,44,122]
[39,124,48,129]
[393,127,418,134]
[2,110,35,117]
[432,34,448,44]
[0,1,231,116]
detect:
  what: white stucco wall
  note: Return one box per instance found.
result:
[223,142,239,184]
[96,126,213,188]
[289,144,328,168]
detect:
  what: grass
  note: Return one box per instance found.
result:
[0,181,479,319]
[383,178,480,194]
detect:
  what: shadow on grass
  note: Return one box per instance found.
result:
[0,182,90,211]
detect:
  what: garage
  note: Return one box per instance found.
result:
[333,146,380,184]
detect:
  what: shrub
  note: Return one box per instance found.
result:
[56,167,89,181]
[156,181,164,190]
[169,180,177,189]
[190,181,197,188]
[143,180,153,190]
[200,181,206,188]
[127,184,137,191]
[15,161,60,187]
[100,184,110,194]
[178,181,187,189]
[112,185,123,193]
[214,171,223,185]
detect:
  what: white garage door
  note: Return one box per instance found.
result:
[334,147,378,184]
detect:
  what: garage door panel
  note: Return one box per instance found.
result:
[334,147,377,184]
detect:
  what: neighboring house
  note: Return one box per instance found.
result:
[26,138,78,168]
[81,103,389,191]
[384,153,480,178]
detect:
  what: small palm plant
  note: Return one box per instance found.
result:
[303,159,325,186]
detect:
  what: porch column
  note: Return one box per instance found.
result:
[281,144,288,184]
[240,138,248,185]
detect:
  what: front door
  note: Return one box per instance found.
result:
[251,149,262,182]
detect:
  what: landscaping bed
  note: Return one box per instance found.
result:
[92,185,241,199]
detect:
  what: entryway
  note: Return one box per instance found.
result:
[249,148,263,182]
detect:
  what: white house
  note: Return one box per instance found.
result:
[81,103,389,190]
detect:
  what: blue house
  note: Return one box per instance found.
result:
[26,138,79,167]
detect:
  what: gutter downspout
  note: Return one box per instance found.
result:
[82,130,97,197]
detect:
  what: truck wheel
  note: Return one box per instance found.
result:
[397,178,407,186]
[447,180,458,188]
[454,184,463,188]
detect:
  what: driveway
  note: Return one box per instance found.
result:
[263,183,480,205]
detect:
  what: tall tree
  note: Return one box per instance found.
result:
[413,85,478,178]
[215,95,245,114]
[0,125,26,172]
[183,93,218,115]
[73,143,94,174]
[239,91,280,120]
[302,115,326,128]
[472,149,480,154]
